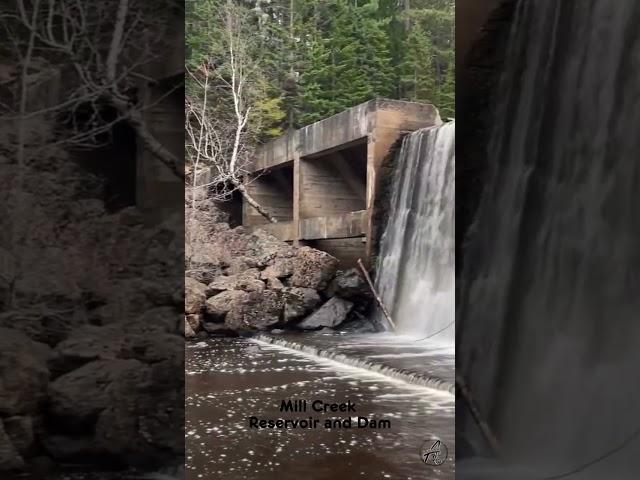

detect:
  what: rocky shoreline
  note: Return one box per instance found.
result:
[1,199,184,475]
[185,224,378,339]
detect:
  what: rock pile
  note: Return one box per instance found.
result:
[185,224,374,338]
[0,207,184,474]
[0,116,183,474]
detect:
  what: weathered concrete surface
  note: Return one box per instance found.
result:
[299,210,367,241]
[250,99,439,174]
[251,132,297,173]
[306,238,367,270]
[137,77,184,222]
[254,221,296,242]
[243,98,441,267]
[243,164,294,226]
[299,144,367,220]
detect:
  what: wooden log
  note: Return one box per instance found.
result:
[455,373,502,457]
[356,258,397,331]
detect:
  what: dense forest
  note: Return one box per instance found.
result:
[186,0,454,142]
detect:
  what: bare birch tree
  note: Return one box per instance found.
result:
[0,0,183,308]
[4,0,184,179]
[185,0,278,225]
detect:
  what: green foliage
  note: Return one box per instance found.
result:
[187,0,454,140]
[298,1,395,125]
[253,96,288,138]
[186,0,286,141]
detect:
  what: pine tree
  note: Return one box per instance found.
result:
[187,0,454,138]
[399,25,436,102]
[298,0,395,126]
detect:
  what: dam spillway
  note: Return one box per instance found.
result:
[234,98,442,268]
[190,102,456,479]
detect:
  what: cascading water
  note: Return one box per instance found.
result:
[458,0,640,478]
[375,122,455,342]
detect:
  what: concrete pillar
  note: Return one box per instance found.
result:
[293,153,301,246]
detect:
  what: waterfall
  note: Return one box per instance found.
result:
[375,122,455,343]
[458,0,640,476]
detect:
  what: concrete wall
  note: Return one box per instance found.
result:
[136,76,184,222]
[243,164,294,226]
[299,143,367,219]
[243,98,441,267]
[305,238,368,270]
[135,8,184,223]
[299,210,367,241]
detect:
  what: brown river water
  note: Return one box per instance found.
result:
[186,336,455,480]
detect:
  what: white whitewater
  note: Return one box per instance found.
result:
[375,122,455,343]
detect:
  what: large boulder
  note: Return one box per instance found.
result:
[186,247,225,282]
[225,290,284,331]
[184,321,196,339]
[0,309,85,347]
[296,297,354,330]
[223,256,252,276]
[201,322,235,336]
[117,278,177,312]
[185,314,202,332]
[205,290,248,320]
[326,268,370,298]
[0,328,51,417]
[260,257,295,280]
[290,247,339,290]
[248,229,297,262]
[47,360,140,429]
[134,306,182,335]
[185,278,207,314]
[282,288,321,323]
[52,324,184,375]
[200,226,296,272]
[186,262,225,285]
[45,339,184,464]
[114,206,143,226]
[206,269,265,295]
[45,358,182,462]
[266,276,285,290]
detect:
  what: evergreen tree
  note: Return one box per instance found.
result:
[399,25,436,103]
[187,0,454,138]
[298,0,395,126]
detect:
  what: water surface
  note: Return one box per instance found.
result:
[186,338,455,479]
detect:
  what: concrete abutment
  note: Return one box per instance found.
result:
[242,98,441,268]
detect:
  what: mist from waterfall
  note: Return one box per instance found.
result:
[375,122,455,343]
[457,0,640,477]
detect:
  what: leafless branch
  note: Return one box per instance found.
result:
[185,0,276,226]
[7,0,184,179]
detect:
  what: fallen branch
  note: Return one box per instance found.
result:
[232,179,278,224]
[356,258,396,331]
[455,373,502,457]
[111,95,185,181]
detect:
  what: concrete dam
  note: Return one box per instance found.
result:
[188,99,456,478]
[241,98,442,268]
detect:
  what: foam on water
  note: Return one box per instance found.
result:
[254,335,455,394]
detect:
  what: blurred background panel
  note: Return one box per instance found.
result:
[0,1,185,477]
